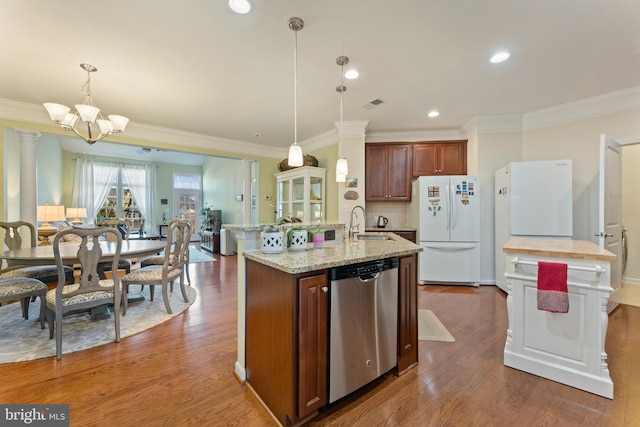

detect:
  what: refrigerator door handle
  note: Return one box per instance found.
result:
[422,243,478,251]
[445,184,450,231]
[450,183,456,231]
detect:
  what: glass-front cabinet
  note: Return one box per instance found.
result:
[276,166,326,223]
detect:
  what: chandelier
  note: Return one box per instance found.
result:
[43,64,129,145]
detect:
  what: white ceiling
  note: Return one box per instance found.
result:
[1,0,639,156]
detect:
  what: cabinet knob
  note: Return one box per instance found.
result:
[322,286,328,293]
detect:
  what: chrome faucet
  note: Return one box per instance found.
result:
[349,205,366,238]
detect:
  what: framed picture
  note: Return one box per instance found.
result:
[345,178,358,188]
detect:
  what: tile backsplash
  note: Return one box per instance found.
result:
[365,202,411,228]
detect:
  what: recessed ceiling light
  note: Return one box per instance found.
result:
[229,0,251,14]
[428,110,440,118]
[490,51,510,64]
[345,69,359,80]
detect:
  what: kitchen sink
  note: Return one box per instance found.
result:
[356,233,392,241]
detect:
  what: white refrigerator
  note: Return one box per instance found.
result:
[409,176,481,285]
[494,160,573,292]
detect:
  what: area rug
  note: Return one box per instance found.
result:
[0,285,197,363]
[418,309,455,342]
[189,246,215,263]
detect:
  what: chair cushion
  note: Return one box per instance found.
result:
[0,278,47,298]
[0,265,73,280]
[140,255,174,267]
[45,280,115,307]
[122,265,181,282]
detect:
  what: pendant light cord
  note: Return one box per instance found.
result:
[293,28,298,145]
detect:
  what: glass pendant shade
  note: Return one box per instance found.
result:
[336,174,346,183]
[336,157,349,176]
[288,144,303,167]
[97,119,114,134]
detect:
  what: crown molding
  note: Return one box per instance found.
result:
[365,129,464,143]
[462,115,523,135]
[523,85,640,131]
[0,98,282,159]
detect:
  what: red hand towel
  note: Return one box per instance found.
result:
[537,261,569,313]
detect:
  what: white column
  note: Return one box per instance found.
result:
[335,120,368,226]
[17,130,40,228]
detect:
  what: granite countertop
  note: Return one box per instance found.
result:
[243,232,422,274]
[223,223,344,232]
[503,238,616,262]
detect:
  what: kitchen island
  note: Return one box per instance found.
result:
[243,233,421,426]
[502,238,616,399]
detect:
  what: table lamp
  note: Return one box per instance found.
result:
[37,204,66,243]
[66,207,87,225]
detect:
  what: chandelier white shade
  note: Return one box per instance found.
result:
[43,64,129,145]
[287,17,304,167]
[336,174,346,183]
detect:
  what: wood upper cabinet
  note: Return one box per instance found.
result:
[397,254,418,375]
[365,144,412,202]
[412,141,467,177]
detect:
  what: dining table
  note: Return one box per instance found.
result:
[0,239,166,266]
[0,239,166,319]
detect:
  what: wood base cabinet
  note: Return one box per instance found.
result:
[245,259,328,426]
[397,254,418,374]
[245,254,418,424]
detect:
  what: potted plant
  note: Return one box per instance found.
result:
[309,225,326,249]
[286,225,309,251]
[200,203,221,232]
[260,220,285,254]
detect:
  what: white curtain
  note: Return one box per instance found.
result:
[71,158,95,222]
[123,164,156,234]
[93,163,119,221]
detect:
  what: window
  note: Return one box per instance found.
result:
[96,164,149,233]
[173,174,202,231]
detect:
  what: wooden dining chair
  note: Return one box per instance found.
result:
[96,219,132,274]
[139,220,192,285]
[0,277,47,328]
[121,220,190,315]
[46,226,123,360]
[0,221,74,285]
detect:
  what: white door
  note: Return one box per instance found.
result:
[598,134,622,313]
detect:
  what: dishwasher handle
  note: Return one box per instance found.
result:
[359,272,380,282]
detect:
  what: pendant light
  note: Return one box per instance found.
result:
[335,56,349,181]
[287,17,304,167]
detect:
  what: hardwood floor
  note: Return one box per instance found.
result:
[1,255,639,426]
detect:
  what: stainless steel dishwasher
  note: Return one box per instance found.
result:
[329,257,399,403]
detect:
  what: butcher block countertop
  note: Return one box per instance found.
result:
[503,238,616,262]
[243,232,422,275]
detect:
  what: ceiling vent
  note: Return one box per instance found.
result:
[362,98,384,110]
